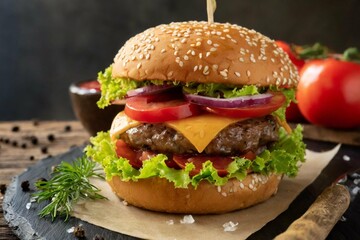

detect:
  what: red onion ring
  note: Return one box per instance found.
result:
[126,85,178,98]
[184,93,273,108]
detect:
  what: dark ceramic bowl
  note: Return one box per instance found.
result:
[69,80,124,136]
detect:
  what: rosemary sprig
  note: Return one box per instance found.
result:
[33,156,107,221]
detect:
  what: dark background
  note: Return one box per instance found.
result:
[1,0,359,120]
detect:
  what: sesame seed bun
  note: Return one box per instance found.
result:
[108,174,281,214]
[112,21,298,87]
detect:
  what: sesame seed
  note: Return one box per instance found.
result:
[203,66,209,75]
[206,52,211,57]
[249,184,254,190]
[199,53,203,59]
[207,39,212,45]
[223,28,230,32]
[161,49,166,53]
[187,49,192,54]
[221,192,227,197]
[246,70,251,77]
[212,64,218,70]
[239,57,244,62]
[198,65,203,70]
[183,55,189,60]
[174,51,178,56]
[190,43,195,47]
[131,56,136,61]
[235,72,241,77]
[179,61,184,67]
[220,69,228,78]
[136,63,142,69]
[210,47,217,52]
[213,43,219,47]
[271,58,275,63]
[194,66,198,72]
[145,54,150,60]
[196,41,201,47]
[167,71,174,77]
[239,183,245,189]
[181,38,186,43]
[191,50,196,56]
[216,31,222,36]
[217,186,221,193]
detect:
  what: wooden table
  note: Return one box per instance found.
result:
[1,121,359,239]
[0,121,90,240]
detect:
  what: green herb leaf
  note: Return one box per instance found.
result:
[342,47,360,63]
[33,157,107,221]
[297,42,329,59]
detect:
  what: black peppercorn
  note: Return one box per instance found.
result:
[21,180,30,192]
[12,141,18,147]
[11,126,20,132]
[64,125,72,132]
[29,155,35,161]
[0,184,6,194]
[30,136,38,145]
[21,143,27,149]
[47,134,55,142]
[74,225,85,238]
[41,146,48,154]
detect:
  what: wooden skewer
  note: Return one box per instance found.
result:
[207,0,216,24]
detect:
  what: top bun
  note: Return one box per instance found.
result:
[112,21,298,87]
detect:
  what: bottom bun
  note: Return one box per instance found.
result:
[108,173,281,214]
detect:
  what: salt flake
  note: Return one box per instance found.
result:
[223,221,239,232]
[180,215,195,224]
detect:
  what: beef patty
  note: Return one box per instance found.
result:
[119,115,279,155]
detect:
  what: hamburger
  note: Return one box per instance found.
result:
[86,21,305,214]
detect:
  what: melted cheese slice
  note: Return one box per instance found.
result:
[166,114,240,153]
[110,112,140,141]
[110,112,242,153]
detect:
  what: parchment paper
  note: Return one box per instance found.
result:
[72,145,340,240]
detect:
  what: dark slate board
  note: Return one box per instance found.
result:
[3,140,360,240]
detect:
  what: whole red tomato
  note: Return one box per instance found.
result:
[297,58,360,128]
[275,40,306,122]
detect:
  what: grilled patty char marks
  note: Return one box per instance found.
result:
[119,115,279,155]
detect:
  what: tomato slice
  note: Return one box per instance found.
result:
[125,95,202,123]
[204,93,286,118]
[115,140,156,168]
[173,151,256,177]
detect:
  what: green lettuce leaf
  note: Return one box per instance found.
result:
[96,66,296,113]
[85,125,305,188]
